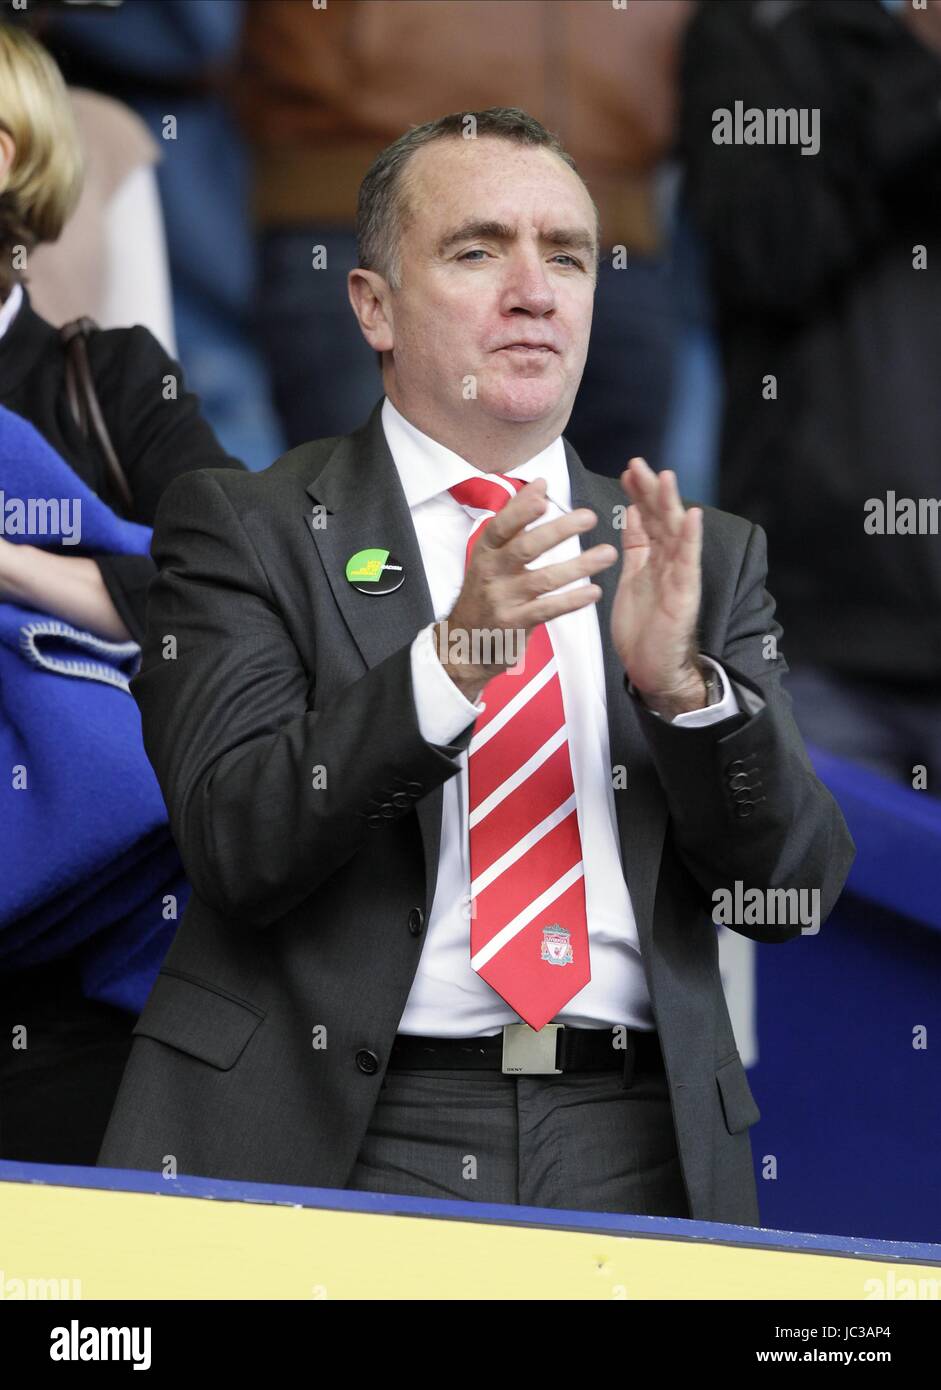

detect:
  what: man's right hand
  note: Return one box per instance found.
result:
[432,478,618,704]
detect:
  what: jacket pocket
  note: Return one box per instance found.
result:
[715,1054,761,1134]
[132,970,265,1071]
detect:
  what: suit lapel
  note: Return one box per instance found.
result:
[304,402,446,915]
[304,404,667,944]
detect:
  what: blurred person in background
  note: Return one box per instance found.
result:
[43,0,285,471]
[0,21,245,1164]
[28,86,176,355]
[238,0,694,477]
[680,0,941,793]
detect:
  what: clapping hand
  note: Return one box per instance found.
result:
[610,457,707,719]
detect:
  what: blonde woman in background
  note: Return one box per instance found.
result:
[0,22,244,1166]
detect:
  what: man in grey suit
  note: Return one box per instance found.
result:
[98,107,854,1226]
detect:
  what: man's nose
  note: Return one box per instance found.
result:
[499,251,557,316]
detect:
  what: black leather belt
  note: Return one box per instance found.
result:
[388,1023,662,1076]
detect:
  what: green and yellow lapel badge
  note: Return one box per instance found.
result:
[345,547,406,595]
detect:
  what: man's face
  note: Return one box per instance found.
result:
[383,136,597,436]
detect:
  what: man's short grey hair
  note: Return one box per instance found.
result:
[356,106,602,292]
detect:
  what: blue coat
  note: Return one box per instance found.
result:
[0,405,186,1012]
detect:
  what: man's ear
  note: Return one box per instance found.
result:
[348,268,394,354]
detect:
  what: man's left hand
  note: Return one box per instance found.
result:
[611,457,707,720]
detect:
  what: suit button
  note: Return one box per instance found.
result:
[355,1049,379,1075]
[392,792,410,808]
[407,781,424,795]
[408,907,424,936]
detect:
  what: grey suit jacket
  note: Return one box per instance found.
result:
[97,399,855,1225]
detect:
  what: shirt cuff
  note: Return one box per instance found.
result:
[410,622,486,747]
[639,655,764,727]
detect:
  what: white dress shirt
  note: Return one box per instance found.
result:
[382,396,747,1037]
[0,283,23,341]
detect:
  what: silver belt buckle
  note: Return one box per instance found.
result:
[501,1022,563,1074]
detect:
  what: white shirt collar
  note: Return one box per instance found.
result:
[0,282,24,341]
[380,395,573,514]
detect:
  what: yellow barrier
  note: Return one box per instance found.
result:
[2,1168,940,1300]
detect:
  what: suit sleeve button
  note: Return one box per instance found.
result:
[366,814,382,828]
[407,781,424,795]
[392,792,410,808]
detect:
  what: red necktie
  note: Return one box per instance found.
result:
[448,474,590,1031]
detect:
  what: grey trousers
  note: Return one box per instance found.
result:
[348,1055,689,1218]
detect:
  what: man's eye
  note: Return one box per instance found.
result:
[456,248,582,267]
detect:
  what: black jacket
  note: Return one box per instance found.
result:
[680,0,941,682]
[0,285,245,642]
[97,402,855,1224]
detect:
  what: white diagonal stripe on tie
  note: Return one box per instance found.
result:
[468,725,567,829]
[470,860,585,970]
[468,656,557,755]
[469,792,578,898]
[467,511,494,543]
